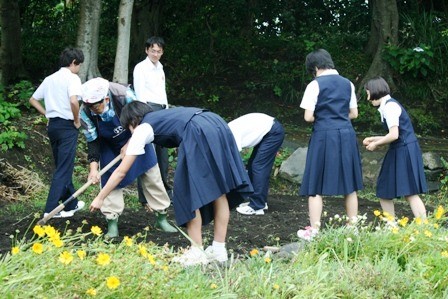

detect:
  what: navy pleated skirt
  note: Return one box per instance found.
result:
[299,127,363,196]
[376,141,427,199]
[172,112,253,226]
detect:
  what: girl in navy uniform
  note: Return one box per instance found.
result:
[298,49,363,240]
[89,101,253,266]
[363,77,427,218]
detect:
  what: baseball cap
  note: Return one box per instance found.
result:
[82,77,109,104]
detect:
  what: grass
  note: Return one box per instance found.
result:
[1,200,447,298]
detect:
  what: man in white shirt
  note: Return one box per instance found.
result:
[133,36,171,196]
[229,113,285,215]
[29,47,86,218]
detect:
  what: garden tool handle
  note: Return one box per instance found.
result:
[37,155,122,225]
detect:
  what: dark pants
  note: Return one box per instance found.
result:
[45,118,79,213]
[248,120,285,210]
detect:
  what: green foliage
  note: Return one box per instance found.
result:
[0,86,27,151]
[7,80,34,108]
[383,44,434,78]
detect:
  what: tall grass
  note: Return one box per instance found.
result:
[1,206,447,298]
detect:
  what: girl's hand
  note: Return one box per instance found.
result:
[366,142,378,151]
[90,197,104,212]
[363,137,373,146]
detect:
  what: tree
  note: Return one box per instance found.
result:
[0,0,27,85]
[76,0,102,82]
[359,0,399,94]
[113,0,134,84]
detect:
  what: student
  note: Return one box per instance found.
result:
[88,102,253,266]
[80,78,177,237]
[29,47,85,218]
[133,36,171,196]
[228,113,285,215]
[363,77,427,219]
[297,49,363,240]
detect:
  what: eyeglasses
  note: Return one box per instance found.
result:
[85,98,104,109]
[149,49,164,55]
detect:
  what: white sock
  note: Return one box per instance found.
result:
[212,241,226,249]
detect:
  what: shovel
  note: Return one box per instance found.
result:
[37,155,122,225]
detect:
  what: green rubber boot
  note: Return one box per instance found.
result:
[155,211,177,233]
[105,218,119,238]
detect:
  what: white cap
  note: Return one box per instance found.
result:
[82,77,109,104]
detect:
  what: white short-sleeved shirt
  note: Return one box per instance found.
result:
[133,57,168,106]
[300,69,357,111]
[32,67,82,120]
[228,113,275,152]
[126,123,154,156]
[378,95,402,128]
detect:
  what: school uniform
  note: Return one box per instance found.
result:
[126,107,254,226]
[376,97,427,199]
[228,113,285,210]
[299,71,363,196]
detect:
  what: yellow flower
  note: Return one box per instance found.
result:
[33,225,45,237]
[11,246,20,255]
[86,288,97,296]
[391,227,399,234]
[210,283,218,289]
[273,284,280,290]
[398,217,409,227]
[32,243,44,254]
[138,244,148,257]
[106,276,120,289]
[96,253,111,266]
[77,250,87,260]
[123,236,133,247]
[91,226,102,236]
[147,254,156,265]
[250,249,259,257]
[415,217,422,225]
[52,238,64,248]
[424,230,432,238]
[264,257,272,263]
[433,223,439,229]
[441,251,448,258]
[162,265,169,272]
[59,251,74,265]
[435,206,445,220]
[373,210,381,217]
[44,225,57,238]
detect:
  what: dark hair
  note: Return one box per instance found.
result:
[305,49,335,77]
[145,36,165,50]
[364,77,390,101]
[59,47,84,67]
[120,101,153,129]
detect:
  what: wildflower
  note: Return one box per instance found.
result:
[82,219,89,225]
[210,283,218,289]
[144,226,150,231]
[424,230,432,238]
[273,284,280,290]
[433,223,439,229]
[413,47,424,52]
[11,246,20,255]
[147,254,156,265]
[346,237,353,243]
[86,288,97,296]
[398,217,409,227]
[415,217,422,225]
[250,249,259,256]
[91,226,102,236]
[106,276,120,289]
[138,244,148,257]
[33,225,45,237]
[77,250,86,260]
[383,212,394,222]
[391,227,399,234]
[59,251,74,265]
[76,227,83,233]
[373,210,381,217]
[162,265,169,272]
[123,236,133,247]
[264,257,272,263]
[435,206,445,220]
[96,253,111,266]
[441,251,448,258]
[32,243,44,254]
[44,225,57,238]
[52,238,64,248]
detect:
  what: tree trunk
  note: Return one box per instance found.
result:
[0,0,27,85]
[359,0,399,96]
[113,0,134,84]
[76,0,102,82]
[130,0,164,69]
